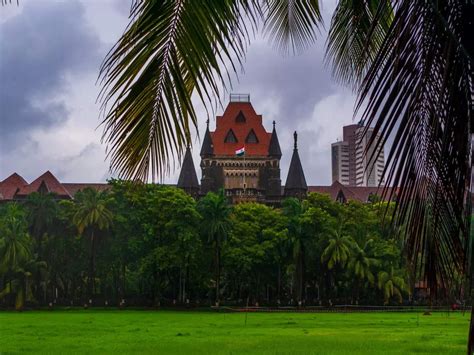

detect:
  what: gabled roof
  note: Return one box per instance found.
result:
[200,121,214,157]
[210,101,272,156]
[0,173,27,200]
[177,146,199,189]
[15,171,72,198]
[268,121,282,158]
[285,132,307,191]
[308,181,398,202]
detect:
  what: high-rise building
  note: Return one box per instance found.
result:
[331,124,385,187]
[331,141,349,185]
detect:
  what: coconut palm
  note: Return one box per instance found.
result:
[347,239,379,302]
[100,0,472,349]
[377,266,410,305]
[0,256,46,310]
[321,224,354,270]
[0,204,31,274]
[73,188,113,299]
[25,192,58,248]
[282,198,312,302]
[197,190,232,304]
[0,203,46,310]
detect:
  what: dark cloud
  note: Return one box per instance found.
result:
[220,32,355,184]
[0,0,101,155]
[1,0,360,186]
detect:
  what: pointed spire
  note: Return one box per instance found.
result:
[268,121,282,158]
[200,119,214,157]
[177,146,199,192]
[285,131,307,196]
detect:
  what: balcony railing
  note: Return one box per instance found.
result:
[230,93,250,103]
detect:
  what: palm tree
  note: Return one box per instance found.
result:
[347,239,379,302]
[0,204,31,275]
[197,190,232,304]
[24,192,58,301]
[0,203,46,310]
[25,192,58,246]
[0,256,46,310]
[99,1,472,349]
[377,266,410,305]
[282,198,312,303]
[321,224,354,271]
[73,188,113,299]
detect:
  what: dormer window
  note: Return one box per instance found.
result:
[245,129,259,143]
[38,180,49,195]
[336,190,346,203]
[224,129,238,143]
[235,111,246,123]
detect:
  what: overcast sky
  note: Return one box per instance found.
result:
[0,0,360,185]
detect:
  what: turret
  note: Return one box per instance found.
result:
[200,119,218,194]
[268,121,282,158]
[177,146,200,198]
[200,119,214,158]
[266,121,282,200]
[284,131,308,199]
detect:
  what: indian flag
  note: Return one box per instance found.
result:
[235,146,245,156]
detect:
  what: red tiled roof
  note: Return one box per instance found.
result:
[62,183,110,197]
[0,173,28,200]
[15,171,72,198]
[210,102,271,156]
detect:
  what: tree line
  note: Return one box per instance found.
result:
[0,180,453,310]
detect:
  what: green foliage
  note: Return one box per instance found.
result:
[197,190,232,302]
[0,203,46,309]
[0,190,416,307]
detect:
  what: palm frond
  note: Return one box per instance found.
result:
[1,0,19,5]
[355,0,473,296]
[326,0,393,87]
[263,0,322,54]
[99,0,259,181]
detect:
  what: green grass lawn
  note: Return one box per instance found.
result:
[0,310,469,354]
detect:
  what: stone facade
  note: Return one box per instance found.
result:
[177,95,308,205]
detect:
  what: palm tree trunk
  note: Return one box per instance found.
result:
[296,248,305,303]
[277,263,281,301]
[216,244,220,304]
[89,230,95,300]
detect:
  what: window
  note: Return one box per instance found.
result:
[224,129,238,143]
[235,111,246,123]
[336,190,346,203]
[245,129,259,143]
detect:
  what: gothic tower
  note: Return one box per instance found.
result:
[177,146,200,198]
[284,131,308,199]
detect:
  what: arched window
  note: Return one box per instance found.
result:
[245,129,259,143]
[224,129,238,143]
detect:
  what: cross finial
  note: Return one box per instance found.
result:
[273,120,276,129]
[294,131,298,149]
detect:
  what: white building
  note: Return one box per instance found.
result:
[331,124,385,187]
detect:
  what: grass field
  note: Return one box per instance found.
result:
[0,310,469,354]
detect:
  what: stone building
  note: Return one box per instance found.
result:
[177,94,307,205]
